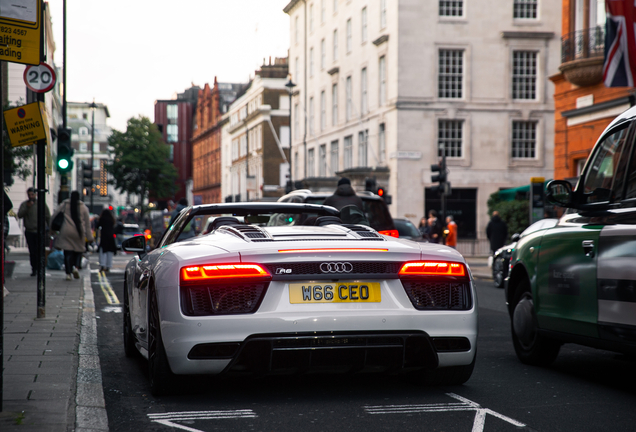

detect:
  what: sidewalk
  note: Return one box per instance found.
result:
[0,248,108,432]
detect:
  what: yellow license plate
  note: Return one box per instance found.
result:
[289,282,381,303]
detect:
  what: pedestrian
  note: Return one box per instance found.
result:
[445,215,458,248]
[17,187,50,276]
[51,191,93,280]
[322,177,364,211]
[418,216,431,241]
[96,208,117,272]
[486,210,508,254]
[427,210,444,244]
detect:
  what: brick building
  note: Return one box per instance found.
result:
[192,79,243,205]
[154,86,199,204]
[550,0,633,182]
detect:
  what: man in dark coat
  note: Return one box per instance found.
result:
[323,177,364,211]
[486,211,508,254]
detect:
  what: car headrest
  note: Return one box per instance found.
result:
[314,216,343,226]
[210,216,241,231]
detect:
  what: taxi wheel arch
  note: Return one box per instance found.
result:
[148,282,177,396]
[510,278,561,366]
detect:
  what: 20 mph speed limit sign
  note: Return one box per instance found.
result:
[24,62,56,93]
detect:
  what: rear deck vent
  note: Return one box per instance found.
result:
[219,225,272,241]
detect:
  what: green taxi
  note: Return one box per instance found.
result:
[506,106,636,366]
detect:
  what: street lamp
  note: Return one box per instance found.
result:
[89,100,97,214]
[285,77,296,192]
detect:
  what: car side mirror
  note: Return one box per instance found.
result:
[122,236,146,256]
[546,180,573,207]
[511,233,520,242]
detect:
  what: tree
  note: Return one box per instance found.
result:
[2,101,36,185]
[487,191,529,241]
[107,116,177,217]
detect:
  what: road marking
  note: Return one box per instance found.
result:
[97,270,120,305]
[364,393,526,431]
[148,410,258,432]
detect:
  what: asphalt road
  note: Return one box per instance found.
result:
[92,256,636,432]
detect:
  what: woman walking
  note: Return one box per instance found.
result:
[51,191,93,280]
[96,208,117,272]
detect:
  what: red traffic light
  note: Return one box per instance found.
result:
[377,187,385,197]
[108,205,113,211]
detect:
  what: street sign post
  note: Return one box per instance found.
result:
[24,62,56,93]
[0,0,43,66]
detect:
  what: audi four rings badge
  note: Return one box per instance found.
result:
[320,262,353,273]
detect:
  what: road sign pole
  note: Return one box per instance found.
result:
[0,60,5,413]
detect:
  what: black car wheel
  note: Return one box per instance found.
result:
[148,288,176,396]
[123,283,138,358]
[511,279,560,366]
[492,257,505,288]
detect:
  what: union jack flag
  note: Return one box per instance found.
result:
[604,0,636,87]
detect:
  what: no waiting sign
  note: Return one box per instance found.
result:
[24,62,56,93]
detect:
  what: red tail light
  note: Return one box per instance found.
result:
[399,261,466,277]
[379,229,399,238]
[133,233,143,236]
[180,263,271,284]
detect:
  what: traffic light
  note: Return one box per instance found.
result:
[81,162,93,189]
[365,177,377,192]
[431,160,448,195]
[56,127,73,173]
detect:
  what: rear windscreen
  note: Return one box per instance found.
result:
[307,197,394,231]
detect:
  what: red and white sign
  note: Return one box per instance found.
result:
[23,62,56,93]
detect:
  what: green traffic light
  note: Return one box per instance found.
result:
[58,159,69,170]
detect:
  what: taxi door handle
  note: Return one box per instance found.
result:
[582,240,595,258]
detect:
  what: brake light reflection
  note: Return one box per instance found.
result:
[180,263,271,283]
[379,229,399,238]
[278,248,388,253]
[399,261,466,276]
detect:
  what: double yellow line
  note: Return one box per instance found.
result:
[97,270,120,305]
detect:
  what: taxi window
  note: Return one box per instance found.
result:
[582,126,630,204]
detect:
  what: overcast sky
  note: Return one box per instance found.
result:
[48,0,291,131]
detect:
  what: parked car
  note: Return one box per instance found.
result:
[122,202,477,395]
[278,189,397,237]
[393,218,426,242]
[492,218,558,288]
[115,223,143,249]
[506,105,636,367]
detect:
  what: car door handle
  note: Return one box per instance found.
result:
[582,240,595,258]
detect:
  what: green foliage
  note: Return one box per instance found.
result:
[106,116,178,215]
[487,191,529,241]
[3,101,35,185]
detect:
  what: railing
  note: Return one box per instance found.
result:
[456,239,491,257]
[561,27,605,63]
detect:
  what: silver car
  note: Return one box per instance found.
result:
[121,203,478,395]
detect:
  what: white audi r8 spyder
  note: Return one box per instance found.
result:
[121,203,478,395]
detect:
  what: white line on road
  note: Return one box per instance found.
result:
[148,409,258,432]
[364,393,526,431]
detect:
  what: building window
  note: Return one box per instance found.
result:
[512,51,537,100]
[310,3,314,31]
[79,127,88,136]
[379,123,386,162]
[438,119,463,158]
[295,15,299,43]
[294,151,299,180]
[167,124,178,142]
[439,0,463,17]
[79,142,88,153]
[320,90,326,131]
[169,144,174,162]
[309,47,314,77]
[513,0,537,19]
[294,103,299,139]
[358,130,368,167]
[333,0,337,13]
[361,67,368,114]
[379,56,386,106]
[308,148,316,177]
[167,104,178,121]
[346,76,352,121]
[321,38,326,69]
[309,97,315,136]
[512,120,537,158]
[295,57,300,81]
[361,7,368,43]
[346,18,352,53]
[333,29,338,61]
[232,138,239,161]
[438,49,463,99]
[240,135,247,157]
[319,144,327,176]
[344,135,353,169]
[380,0,387,29]
[332,83,338,126]
[331,140,339,174]
[321,0,326,23]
